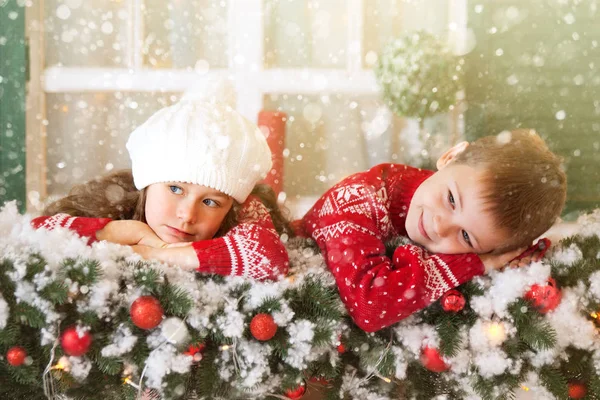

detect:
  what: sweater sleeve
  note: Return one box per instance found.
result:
[31,214,113,245]
[192,196,289,281]
[302,172,484,332]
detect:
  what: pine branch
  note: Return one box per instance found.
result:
[254,296,283,314]
[286,277,343,321]
[518,320,556,351]
[509,299,557,351]
[553,235,600,288]
[13,302,46,328]
[25,253,46,280]
[95,356,123,376]
[539,366,569,398]
[471,375,496,400]
[64,258,101,286]
[312,323,334,347]
[132,263,162,292]
[39,281,69,305]
[0,322,19,345]
[159,282,193,318]
[436,312,463,357]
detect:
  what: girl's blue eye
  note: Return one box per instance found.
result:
[448,191,455,207]
[203,199,219,207]
[462,230,473,247]
[169,185,183,195]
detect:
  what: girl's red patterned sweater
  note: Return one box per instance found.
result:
[32,196,289,281]
[296,163,485,332]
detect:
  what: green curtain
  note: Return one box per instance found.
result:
[0,0,26,212]
[465,0,600,216]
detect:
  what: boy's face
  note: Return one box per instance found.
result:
[405,143,509,255]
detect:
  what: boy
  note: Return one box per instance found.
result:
[295,129,566,332]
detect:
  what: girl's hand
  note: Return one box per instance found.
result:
[131,245,199,271]
[96,220,167,248]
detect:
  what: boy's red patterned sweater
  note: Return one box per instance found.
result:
[297,163,485,332]
[31,196,289,281]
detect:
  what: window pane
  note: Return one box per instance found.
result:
[363,0,449,68]
[44,0,129,67]
[143,0,228,69]
[264,0,347,69]
[264,93,458,203]
[45,92,179,197]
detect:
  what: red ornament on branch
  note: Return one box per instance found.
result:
[61,326,92,356]
[250,313,277,341]
[420,346,449,373]
[285,382,306,399]
[184,342,206,356]
[6,346,27,366]
[130,295,164,330]
[184,342,206,362]
[525,278,562,314]
[568,381,587,399]
[441,289,466,313]
[309,376,331,386]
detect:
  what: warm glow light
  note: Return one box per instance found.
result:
[591,311,598,319]
[521,385,530,391]
[123,376,140,390]
[220,345,230,351]
[51,362,66,371]
[486,321,507,346]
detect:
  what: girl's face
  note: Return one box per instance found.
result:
[145,182,234,243]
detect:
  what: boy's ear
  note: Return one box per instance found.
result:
[436,141,469,170]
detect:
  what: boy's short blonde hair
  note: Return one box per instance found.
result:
[453,129,567,253]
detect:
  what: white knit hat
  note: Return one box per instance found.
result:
[126,81,272,203]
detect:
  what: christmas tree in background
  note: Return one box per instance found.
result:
[1,201,600,400]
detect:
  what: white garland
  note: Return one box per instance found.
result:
[0,292,8,329]
[1,200,600,399]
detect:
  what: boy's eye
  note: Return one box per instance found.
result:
[203,198,220,207]
[169,185,183,195]
[462,230,473,247]
[448,190,456,207]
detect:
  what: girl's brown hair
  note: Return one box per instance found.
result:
[43,170,291,237]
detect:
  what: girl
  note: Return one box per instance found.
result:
[32,87,289,281]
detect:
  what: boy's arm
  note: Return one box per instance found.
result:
[302,172,484,332]
[309,213,484,332]
[134,197,289,281]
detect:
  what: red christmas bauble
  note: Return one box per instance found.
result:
[6,346,27,366]
[568,382,587,399]
[420,346,449,373]
[337,343,346,353]
[60,326,92,356]
[285,383,306,399]
[525,278,562,314]
[441,289,466,313]
[130,295,164,330]
[250,313,277,341]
